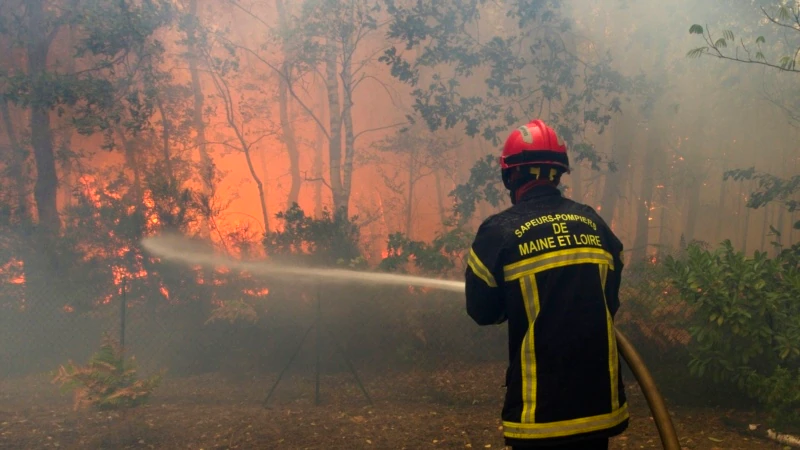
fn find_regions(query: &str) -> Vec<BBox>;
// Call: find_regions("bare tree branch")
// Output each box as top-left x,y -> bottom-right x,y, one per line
354,121 -> 408,143
303,172 -> 332,191
217,36 -> 332,141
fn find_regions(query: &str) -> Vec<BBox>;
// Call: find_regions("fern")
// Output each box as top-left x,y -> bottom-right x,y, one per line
52,333 -> 163,411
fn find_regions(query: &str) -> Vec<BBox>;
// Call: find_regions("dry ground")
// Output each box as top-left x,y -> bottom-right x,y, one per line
0,362 -> 785,449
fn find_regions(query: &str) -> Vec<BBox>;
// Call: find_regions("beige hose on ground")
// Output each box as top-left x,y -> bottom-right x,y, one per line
615,328 -> 681,450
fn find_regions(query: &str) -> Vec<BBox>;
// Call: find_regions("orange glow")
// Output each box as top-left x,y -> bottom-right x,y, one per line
63,305 -> 75,313
244,288 -> 269,296
0,258 -> 25,284
78,175 -> 102,208
143,190 -> 156,208
159,285 -> 170,300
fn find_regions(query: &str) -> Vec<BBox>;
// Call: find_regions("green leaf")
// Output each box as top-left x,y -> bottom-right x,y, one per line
686,47 -> 708,58
714,38 -> 727,49
756,36 -> 766,44
778,5 -> 791,21
689,24 -> 704,34
723,30 -> 734,42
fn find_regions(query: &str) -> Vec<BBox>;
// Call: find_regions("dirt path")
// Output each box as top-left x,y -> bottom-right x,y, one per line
0,363 -> 784,449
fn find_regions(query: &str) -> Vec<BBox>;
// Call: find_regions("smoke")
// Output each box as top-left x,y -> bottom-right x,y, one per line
141,234 -> 465,293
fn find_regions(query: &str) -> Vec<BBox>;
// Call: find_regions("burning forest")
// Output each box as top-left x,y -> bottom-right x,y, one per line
1,0 -> 799,448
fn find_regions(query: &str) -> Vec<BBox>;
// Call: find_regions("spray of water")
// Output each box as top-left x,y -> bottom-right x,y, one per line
140,234 -> 465,293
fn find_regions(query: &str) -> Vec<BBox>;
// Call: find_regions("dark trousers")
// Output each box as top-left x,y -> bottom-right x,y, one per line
511,437 -> 609,450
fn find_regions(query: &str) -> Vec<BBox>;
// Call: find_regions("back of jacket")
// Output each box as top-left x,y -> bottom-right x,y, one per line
465,185 -> 628,447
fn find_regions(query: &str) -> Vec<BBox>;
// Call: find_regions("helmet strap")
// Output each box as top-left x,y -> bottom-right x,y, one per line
506,166 -> 562,205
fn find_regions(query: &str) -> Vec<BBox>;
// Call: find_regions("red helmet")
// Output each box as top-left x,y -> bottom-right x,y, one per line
500,120 -> 570,185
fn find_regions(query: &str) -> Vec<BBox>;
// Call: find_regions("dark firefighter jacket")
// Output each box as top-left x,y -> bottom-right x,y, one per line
465,184 -> 628,447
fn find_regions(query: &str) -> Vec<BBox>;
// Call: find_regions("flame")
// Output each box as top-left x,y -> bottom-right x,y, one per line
244,287 -> 269,296
159,285 -> 170,300
78,175 -> 103,208
0,258 -> 25,284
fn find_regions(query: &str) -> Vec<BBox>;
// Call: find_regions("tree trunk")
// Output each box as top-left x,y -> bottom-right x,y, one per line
774,203 -> 783,256
657,195 -> 669,259
631,133 -> 659,264
735,182 -> 744,246
599,116 -> 635,226
278,70 -> 301,208
405,149 -> 416,238
340,46 -> 356,216
569,162 -> 583,201
741,196 -> 750,255
156,96 -> 174,180
241,138 -> 269,233
313,72 -> 326,217
116,128 -> 143,204
434,169 -> 448,228
0,96 -> 30,223
314,115 -> 325,217
683,174 -> 701,244
275,0 -> 302,209
325,44 -> 345,216
186,0 -> 212,193
56,126 -> 74,212
27,0 -> 59,236
715,173 -> 727,242
759,204 -> 769,252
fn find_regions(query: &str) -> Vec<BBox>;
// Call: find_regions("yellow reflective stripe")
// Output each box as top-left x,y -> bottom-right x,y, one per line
520,275 -> 540,423
599,264 -> 619,410
468,248 -> 497,287
503,403 -> 629,439
504,247 -> 614,281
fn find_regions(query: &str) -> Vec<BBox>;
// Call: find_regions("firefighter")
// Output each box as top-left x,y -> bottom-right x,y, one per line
465,119 -> 628,450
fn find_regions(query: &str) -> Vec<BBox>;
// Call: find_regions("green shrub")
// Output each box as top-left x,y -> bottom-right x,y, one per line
665,240 -> 800,429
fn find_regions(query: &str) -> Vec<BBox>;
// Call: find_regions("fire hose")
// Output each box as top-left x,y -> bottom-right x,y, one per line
615,328 -> 681,450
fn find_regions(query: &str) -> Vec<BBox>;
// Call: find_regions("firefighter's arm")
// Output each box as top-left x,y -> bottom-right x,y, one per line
465,220 -> 506,325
